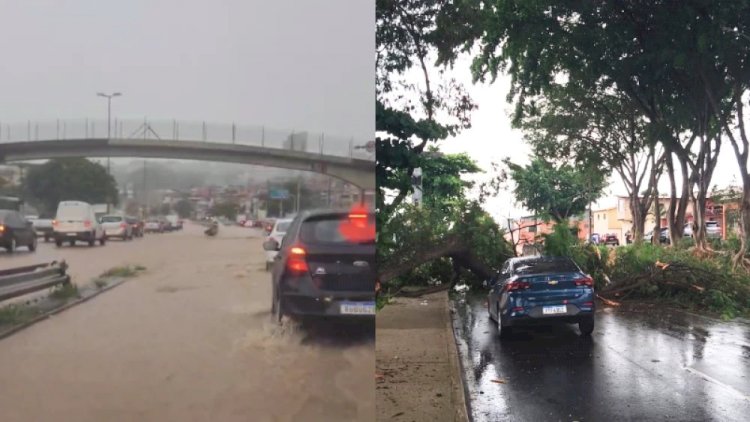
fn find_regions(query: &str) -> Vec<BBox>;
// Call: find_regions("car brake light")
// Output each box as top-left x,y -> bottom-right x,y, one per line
120,222 -> 127,229
349,213 -> 367,219
286,246 -> 308,273
575,276 -> 594,287
507,280 -> 530,291
52,220 -> 58,226
0,224 -> 4,232
84,220 -> 92,228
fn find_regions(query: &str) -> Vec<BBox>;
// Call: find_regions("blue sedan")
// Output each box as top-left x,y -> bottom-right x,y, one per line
487,256 -> 595,338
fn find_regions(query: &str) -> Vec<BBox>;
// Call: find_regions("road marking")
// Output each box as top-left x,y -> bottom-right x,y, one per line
684,366 -> 750,401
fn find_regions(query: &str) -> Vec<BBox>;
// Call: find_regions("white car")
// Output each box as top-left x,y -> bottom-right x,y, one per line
683,221 -> 722,238
100,215 -> 133,240
53,201 -> 107,247
265,218 -> 293,271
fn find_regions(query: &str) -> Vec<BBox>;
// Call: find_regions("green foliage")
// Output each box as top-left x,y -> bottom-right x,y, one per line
211,201 -> 239,220
49,283 -> 80,301
602,244 -> 750,318
25,158 -> 118,214
542,221 -> 577,257
174,199 -> 194,219
505,158 -> 605,222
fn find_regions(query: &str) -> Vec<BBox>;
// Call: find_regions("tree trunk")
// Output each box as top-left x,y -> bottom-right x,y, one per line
692,192 -> 709,251
651,152 -> 661,246
735,177 -> 750,268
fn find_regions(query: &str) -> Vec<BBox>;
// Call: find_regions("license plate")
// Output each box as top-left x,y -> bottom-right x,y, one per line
542,305 -> 567,315
66,233 -> 77,237
340,301 -> 375,315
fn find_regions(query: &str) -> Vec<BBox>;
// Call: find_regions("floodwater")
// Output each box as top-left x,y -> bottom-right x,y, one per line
453,292 -> 750,422
0,223 -> 374,421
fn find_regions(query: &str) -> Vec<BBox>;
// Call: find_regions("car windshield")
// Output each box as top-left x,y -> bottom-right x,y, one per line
276,221 -> 291,232
513,258 -> 580,275
101,216 -> 122,223
300,214 -> 375,244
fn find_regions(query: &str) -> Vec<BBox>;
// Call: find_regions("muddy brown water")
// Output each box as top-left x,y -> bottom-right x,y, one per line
0,223 -> 374,422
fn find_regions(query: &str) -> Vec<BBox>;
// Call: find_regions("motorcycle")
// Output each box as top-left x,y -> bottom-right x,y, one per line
204,221 -> 219,237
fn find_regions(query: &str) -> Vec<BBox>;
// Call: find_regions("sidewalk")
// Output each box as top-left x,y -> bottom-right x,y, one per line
376,291 -> 468,421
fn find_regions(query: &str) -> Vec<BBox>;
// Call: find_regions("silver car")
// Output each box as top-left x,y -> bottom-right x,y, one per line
100,215 -> 133,240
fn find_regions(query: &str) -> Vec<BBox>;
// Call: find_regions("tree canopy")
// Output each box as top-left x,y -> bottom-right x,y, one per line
25,158 -> 118,214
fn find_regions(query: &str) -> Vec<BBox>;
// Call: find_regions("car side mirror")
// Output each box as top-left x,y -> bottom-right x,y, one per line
262,239 -> 280,251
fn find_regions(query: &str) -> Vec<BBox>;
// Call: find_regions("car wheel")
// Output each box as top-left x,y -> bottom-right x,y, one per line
29,236 -> 37,252
6,237 -> 16,253
44,235 -> 50,243
271,286 -> 284,325
100,235 -> 107,246
69,239 -> 75,246
579,316 -> 595,336
89,237 -> 95,247
488,299 -> 495,322
497,304 -> 512,339
55,239 -> 63,247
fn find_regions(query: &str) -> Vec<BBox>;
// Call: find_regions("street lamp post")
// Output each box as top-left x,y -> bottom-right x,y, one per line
97,92 -> 121,213
97,92 -> 122,174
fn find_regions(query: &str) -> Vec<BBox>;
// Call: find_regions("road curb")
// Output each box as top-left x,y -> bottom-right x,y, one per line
0,277 -> 128,341
447,298 -> 471,422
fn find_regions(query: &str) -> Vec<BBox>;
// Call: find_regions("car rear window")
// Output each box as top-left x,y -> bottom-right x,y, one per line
101,216 -> 122,223
513,258 -> 580,275
299,214 -> 375,244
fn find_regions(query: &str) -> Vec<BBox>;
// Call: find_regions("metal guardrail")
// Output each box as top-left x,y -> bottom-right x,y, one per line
0,119 -> 375,161
0,261 -> 70,302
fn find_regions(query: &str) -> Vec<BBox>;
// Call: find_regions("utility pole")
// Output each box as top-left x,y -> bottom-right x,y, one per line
296,176 -> 301,213
97,91 -> 122,213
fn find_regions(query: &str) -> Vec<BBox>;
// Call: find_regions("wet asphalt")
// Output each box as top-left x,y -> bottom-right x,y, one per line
452,293 -> 750,422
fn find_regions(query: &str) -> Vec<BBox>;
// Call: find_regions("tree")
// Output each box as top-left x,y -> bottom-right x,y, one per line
211,201 -> 239,220
25,158 -> 118,214
174,199 -> 194,219
521,84 -> 665,242
432,0 -> 735,255
505,158 -> 606,223
376,0 -> 475,227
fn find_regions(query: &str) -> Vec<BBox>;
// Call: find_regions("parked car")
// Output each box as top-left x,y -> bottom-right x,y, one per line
144,218 -> 164,233
603,233 -> 619,246
487,256 -> 595,338
125,216 -> 144,237
264,218 -> 293,271
29,213 -> 55,242
683,221 -> 722,239
644,227 -> 670,244
100,215 -> 133,240
0,209 -> 37,253
264,210 -> 376,322
53,201 -> 107,247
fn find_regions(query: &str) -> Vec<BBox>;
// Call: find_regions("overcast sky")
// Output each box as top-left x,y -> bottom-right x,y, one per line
433,54 -> 743,221
0,0 -> 373,142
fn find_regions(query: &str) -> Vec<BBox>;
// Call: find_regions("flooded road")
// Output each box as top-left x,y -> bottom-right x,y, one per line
0,223 -> 374,422
453,293 -> 750,422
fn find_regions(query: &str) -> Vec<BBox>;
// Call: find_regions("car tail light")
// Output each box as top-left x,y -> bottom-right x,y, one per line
512,306 -> 524,312
120,223 -> 127,229
507,280 -> 530,291
286,246 -> 309,273
0,224 -> 4,233
52,220 -> 58,226
575,276 -> 594,287
583,302 -> 594,306
84,220 -> 92,228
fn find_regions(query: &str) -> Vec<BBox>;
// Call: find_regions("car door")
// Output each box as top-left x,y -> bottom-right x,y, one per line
490,260 -> 511,318
9,212 -> 30,244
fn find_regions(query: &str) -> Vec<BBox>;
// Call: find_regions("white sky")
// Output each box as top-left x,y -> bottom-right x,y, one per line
432,54 -> 743,221
0,0 -> 374,142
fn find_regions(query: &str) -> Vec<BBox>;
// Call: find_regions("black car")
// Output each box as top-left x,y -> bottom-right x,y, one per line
264,209 -> 376,323
603,234 -> 619,246
0,209 -> 37,253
